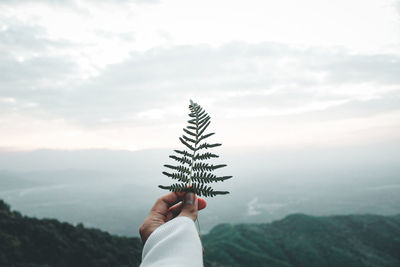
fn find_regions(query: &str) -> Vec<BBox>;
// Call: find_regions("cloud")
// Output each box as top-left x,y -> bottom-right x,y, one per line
1,0 -> 399,150
1,0 -> 159,6
1,41 -> 400,127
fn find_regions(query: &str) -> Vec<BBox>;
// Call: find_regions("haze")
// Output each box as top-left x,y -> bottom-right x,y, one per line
0,0 -> 400,235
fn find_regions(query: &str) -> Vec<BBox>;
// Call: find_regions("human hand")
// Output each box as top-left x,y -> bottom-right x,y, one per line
139,192 -> 207,244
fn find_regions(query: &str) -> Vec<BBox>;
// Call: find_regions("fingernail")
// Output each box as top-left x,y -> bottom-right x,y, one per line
185,193 -> 194,205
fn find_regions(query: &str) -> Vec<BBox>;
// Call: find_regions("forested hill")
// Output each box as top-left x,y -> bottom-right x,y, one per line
203,213 -> 400,267
0,199 -> 142,267
1,199 -> 400,267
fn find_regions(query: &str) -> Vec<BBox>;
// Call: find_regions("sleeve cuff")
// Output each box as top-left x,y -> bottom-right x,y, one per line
141,216 -> 203,267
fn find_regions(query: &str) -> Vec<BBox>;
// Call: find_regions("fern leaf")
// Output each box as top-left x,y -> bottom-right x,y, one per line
216,176 -> 233,181
160,100 -> 232,197
198,121 -> 211,136
187,118 -> 197,125
183,128 -> 196,136
191,173 -> 233,183
190,183 -> 229,197
158,183 -> 189,192
192,162 -> 227,172
164,164 -> 191,175
182,134 -> 196,144
179,137 -> 195,151
161,172 -> 189,183
174,150 -> 192,158
198,117 -> 210,131
169,155 -> 192,165
196,132 -> 215,145
197,142 -> 222,151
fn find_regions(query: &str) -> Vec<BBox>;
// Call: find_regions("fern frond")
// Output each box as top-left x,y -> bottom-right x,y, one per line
160,100 -> 232,197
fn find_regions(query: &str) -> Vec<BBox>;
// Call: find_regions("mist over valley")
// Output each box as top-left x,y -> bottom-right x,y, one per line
1,143 -> 399,236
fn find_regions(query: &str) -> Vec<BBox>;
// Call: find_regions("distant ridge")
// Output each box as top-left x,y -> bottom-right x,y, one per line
203,213 -> 400,267
1,199 -> 400,267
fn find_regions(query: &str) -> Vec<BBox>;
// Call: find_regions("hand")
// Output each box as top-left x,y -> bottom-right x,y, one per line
139,192 -> 206,244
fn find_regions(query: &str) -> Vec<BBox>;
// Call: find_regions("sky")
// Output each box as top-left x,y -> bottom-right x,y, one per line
1,0 -> 400,151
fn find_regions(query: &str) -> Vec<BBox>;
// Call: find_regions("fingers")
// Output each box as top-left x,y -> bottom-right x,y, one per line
198,197 -> 207,210
153,192 -> 207,221
178,192 -> 198,221
168,196 -> 206,213
151,192 -> 179,216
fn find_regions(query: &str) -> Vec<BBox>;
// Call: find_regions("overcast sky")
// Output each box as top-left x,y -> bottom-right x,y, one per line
1,0 -> 400,151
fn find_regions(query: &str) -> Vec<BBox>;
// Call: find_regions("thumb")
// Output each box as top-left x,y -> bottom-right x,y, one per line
178,192 -> 198,221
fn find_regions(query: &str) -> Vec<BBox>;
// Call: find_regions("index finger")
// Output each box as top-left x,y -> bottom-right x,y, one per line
151,192 -> 180,215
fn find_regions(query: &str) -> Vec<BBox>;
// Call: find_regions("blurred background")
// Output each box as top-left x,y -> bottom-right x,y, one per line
1,0 -> 400,236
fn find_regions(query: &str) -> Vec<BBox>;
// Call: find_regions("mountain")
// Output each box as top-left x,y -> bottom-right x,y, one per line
203,214 -> 400,267
2,198 -> 400,267
0,199 -> 142,267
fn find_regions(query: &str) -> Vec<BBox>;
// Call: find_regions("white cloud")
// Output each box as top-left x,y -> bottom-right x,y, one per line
0,97 -> 16,103
247,197 -> 261,216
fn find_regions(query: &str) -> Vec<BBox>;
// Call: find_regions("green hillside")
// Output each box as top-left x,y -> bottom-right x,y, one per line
203,213 -> 400,267
2,198 -> 400,267
0,200 -> 142,267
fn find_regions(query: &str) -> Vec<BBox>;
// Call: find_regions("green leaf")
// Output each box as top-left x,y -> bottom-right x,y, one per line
197,142 -> 222,151
198,116 -> 210,130
190,182 -> 230,197
164,164 -> 191,174
159,100 -> 232,198
182,134 -> 196,144
162,172 -> 189,183
193,152 -> 219,161
192,162 -> 227,172
169,155 -> 192,165
197,110 -> 206,118
179,137 -> 195,151
174,150 -> 192,158
187,118 -> 196,125
196,132 -> 215,145
159,183 -> 189,192
183,128 -> 196,136
198,121 -> 211,136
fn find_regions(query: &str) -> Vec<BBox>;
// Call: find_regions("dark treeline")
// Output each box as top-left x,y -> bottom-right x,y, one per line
0,200 -> 142,267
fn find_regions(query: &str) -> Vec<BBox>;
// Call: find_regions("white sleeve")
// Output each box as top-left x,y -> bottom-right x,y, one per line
140,216 -> 204,267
